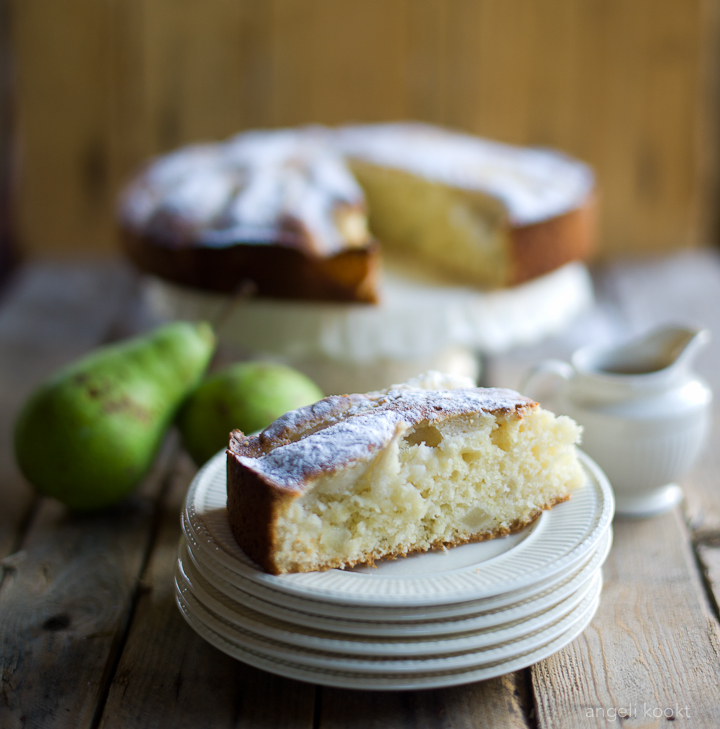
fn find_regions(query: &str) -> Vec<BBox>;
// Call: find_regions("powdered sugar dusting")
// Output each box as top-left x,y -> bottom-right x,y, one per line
260,393 -> 370,446
120,123 -> 594,251
241,410 -> 407,490
334,122 -> 594,226
236,376 -> 534,491
119,128 -> 366,255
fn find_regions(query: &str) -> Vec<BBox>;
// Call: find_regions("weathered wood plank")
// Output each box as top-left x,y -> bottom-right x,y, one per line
14,0 -> 117,255
98,454 -> 316,729
319,672 -> 532,729
0,260 -> 186,728
532,510 -> 720,728
0,435 -> 176,729
595,250 -> 720,719
0,0 -> 14,280
406,0 -> 447,125
106,0 -> 153,204
0,262 -> 136,564
696,538 -> 720,614
310,0 -> 409,125
273,0 -> 317,127
446,1 -> 535,142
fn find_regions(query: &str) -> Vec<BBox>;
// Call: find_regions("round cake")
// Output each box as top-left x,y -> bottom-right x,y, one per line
119,123 -> 596,302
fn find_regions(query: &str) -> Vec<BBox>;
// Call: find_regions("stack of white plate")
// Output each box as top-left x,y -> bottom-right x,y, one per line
176,450 -> 614,690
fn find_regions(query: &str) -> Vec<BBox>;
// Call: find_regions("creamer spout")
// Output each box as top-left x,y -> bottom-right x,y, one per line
588,325 -> 710,377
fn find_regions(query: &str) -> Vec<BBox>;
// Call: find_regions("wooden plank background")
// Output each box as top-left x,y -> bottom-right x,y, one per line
0,0 -> 14,279
11,0 -> 720,259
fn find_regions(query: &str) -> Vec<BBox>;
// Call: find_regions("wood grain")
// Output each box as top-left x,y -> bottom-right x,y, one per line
106,0 -> 152,204
405,0 -> 446,125
532,511 -> 720,728
98,454 -> 316,729
272,0 -> 317,126
0,436 -> 176,729
311,0 -> 409,125
599,250 -> 720,709
0,0 -> 13,278
13,0 -> 116,255
318,672 -> 532,729
696,539 -> 720,616
0,262 -> 135,565
12,0 -> 720,258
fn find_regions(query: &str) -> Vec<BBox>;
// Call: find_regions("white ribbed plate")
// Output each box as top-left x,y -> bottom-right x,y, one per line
175,576 -> 601,689
180,526 -> 611,632
184,449 -> 613,608
184,514 -> 589,621
176,554 -> 602,657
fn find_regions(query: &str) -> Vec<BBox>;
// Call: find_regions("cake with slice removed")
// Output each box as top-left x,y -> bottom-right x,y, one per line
119,124 -> 595,302
226,372 -> 584,575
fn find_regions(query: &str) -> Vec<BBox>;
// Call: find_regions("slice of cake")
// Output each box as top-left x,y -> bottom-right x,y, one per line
119,129 -> 379,303
332,122 -> 596,288
226,372 -> 584,575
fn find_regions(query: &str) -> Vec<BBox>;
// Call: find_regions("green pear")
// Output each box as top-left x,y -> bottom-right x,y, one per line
14,321 -> 215,510
178,361 -> 323,466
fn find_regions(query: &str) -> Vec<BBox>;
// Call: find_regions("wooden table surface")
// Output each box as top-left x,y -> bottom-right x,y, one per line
2,250 -> 720,728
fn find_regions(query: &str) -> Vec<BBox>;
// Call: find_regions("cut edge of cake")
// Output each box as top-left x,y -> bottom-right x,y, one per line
337,122 -> 597,288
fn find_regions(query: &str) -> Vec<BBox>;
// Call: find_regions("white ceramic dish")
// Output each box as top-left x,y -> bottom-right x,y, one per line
175,578 -> 601,689
182,516 -> 611,622
177,574 -> 600,674
148,261 -> 593,362
176,558 -> 601,658
183,449 -> 613,609
522,326 -> 712,518
179,526 -> 612,637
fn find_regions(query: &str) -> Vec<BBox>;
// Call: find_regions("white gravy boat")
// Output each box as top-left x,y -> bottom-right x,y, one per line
522,326 -> 712,517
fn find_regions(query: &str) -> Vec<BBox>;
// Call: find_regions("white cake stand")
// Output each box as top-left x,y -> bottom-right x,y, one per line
144,262 -> 593,394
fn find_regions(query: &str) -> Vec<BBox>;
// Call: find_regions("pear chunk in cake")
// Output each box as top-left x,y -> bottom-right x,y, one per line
226,374 -> 584,575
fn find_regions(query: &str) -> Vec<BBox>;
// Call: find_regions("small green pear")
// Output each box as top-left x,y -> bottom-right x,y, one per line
14,321 -> 216,510
178,361 -> 323,466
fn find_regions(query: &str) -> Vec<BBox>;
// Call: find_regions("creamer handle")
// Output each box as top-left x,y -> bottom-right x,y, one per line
520,359 -> 574,403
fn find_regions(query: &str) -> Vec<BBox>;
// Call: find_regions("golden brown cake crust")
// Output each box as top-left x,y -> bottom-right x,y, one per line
227,436 -> 294,575
509,193 -> 597,285
122,230 -> 380,303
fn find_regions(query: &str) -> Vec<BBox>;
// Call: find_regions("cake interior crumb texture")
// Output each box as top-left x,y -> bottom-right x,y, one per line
227,381 -> 584,575
349,160 -> 511,288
